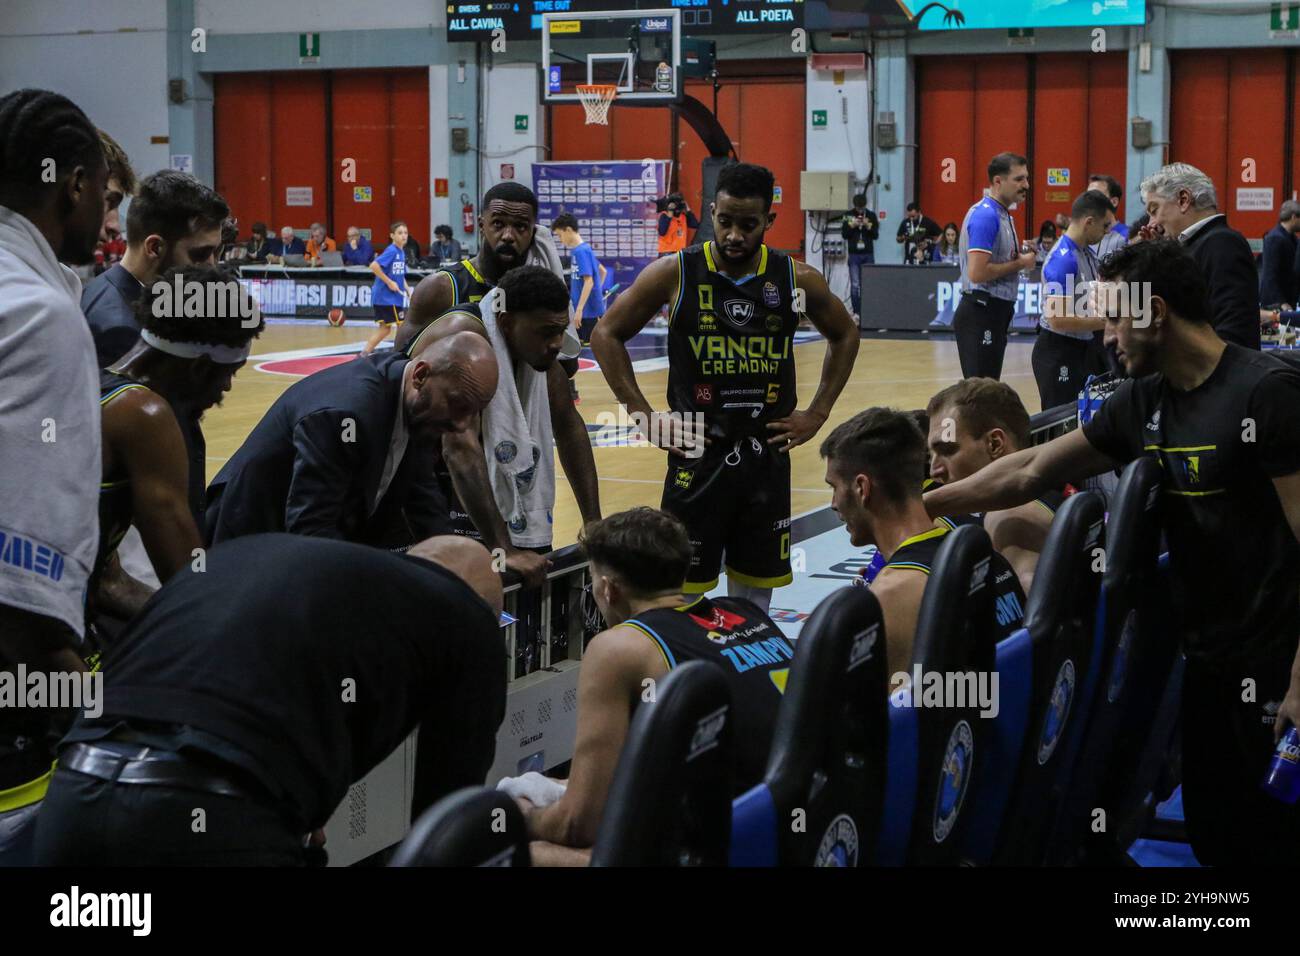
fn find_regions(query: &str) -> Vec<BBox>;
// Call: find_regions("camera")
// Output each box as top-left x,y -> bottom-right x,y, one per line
656,192 -> 685,215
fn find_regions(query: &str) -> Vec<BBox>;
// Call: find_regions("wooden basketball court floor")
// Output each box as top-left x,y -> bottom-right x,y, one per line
204,324 -> 1042,547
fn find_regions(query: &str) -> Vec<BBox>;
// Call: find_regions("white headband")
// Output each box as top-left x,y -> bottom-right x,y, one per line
140,329 -> 252,365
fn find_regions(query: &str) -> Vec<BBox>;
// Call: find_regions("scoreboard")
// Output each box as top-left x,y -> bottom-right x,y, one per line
446,0 -> 804,41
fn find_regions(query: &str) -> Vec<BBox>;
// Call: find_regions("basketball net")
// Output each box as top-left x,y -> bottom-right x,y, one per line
576,84 -> 618,125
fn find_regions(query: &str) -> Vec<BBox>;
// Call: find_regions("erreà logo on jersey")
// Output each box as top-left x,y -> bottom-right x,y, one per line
689,605 -> 747,632
724,299 -> 755,325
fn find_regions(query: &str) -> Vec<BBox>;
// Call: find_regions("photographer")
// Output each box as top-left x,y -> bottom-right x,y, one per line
896,201 -> 940,266
657,192 -> 699,256
841,195 -> 879,320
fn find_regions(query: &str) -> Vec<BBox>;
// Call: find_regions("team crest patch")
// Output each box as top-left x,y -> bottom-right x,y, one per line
762,281 -> 780,308
1037,659 -> 1076,765
695,383 -> 713,404
724,299 -> 755,325
815,814 -> 859,867
494,440 -> 517,464
765,313 -> 782,333
934,720 -> 973,843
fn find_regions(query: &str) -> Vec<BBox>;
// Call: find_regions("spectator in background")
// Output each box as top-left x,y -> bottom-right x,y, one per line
1138,162 -> 1261,349
305,222 -> 336,266
341,226 -> 374,266
657,192 -> 698,256
245,222 -> 272,262
897,201 -> 940,265
81,169 -> 228,367
841,193 -> 879,320
933,222 -> 960,265
1260,199 -> 1300,310
267,225 -> 305,262
404,232 -> 423,269
553,213 -> 608,344
430,224 -> 463,264
1055,213 -> 1070,234
1033,219 -> 1057,265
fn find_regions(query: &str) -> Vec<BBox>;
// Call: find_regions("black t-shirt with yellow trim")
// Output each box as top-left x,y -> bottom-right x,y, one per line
622,594 -> 787,794
1082,344 -> 1300,664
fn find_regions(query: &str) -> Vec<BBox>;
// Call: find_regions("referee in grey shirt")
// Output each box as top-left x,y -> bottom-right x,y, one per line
955,152 -> 1037,379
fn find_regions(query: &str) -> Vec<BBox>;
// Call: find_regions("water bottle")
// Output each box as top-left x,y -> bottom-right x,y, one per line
853,549 -> 886,587
1261,726 -> 1300,805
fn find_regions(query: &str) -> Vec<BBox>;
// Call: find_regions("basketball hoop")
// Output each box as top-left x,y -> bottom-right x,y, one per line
576,84 -> 618,125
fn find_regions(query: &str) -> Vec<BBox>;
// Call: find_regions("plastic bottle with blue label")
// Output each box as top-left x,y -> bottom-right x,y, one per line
852,549 -> 886,587
1261,726 -> 1300,805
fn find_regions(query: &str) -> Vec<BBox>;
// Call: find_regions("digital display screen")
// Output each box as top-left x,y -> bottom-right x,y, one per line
900,0 -> 1145,31
446,0 -> 804,41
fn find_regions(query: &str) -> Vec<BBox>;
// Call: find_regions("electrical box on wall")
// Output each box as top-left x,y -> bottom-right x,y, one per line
451,127 -> 470,153
801,170 -> 854,211
1130,117 -> 1153,150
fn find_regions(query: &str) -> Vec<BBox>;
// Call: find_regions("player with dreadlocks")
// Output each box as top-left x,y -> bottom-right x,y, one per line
93,265 -> 265,624
0,88 -> 109,864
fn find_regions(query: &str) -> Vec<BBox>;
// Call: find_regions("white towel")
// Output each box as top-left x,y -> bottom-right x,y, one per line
497,771 -> 567,808
479,285 -> 556,549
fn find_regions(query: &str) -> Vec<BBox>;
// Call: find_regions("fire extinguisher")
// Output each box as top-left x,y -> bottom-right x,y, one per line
462,200 -> 475,234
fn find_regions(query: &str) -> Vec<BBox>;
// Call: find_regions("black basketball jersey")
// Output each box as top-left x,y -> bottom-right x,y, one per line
96,372 -> 147,576
623,595 -> 788,793
929,479 -> 1066,532
438,258 -> 493,306
881,525 -> 1027,642
667,242 -> 801,441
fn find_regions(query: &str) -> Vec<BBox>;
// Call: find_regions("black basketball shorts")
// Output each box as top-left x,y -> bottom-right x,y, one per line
660,436 -> 793,593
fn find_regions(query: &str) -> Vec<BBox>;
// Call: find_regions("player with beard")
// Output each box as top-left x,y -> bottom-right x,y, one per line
396,182 -> 541,350
592,162 -> 859,613
81,170 -> 228,367
925,239 -> 1300,865
93,266 -> 265,623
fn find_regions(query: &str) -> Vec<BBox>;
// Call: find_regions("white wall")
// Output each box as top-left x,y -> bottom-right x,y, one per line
194,0 -> 439,33
0,0 -> 171,178
479,62 -> 543,194
430,65 -> 451,236
804,60 -> 872,302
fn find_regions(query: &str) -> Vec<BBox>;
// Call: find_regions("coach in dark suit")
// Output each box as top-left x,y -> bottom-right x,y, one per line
205,332 -> 498,547
1139,163 -> 1260,349
1260,200 -> 1300,308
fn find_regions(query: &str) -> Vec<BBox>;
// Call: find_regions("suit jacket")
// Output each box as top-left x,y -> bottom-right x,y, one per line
268,237 -> 307,257
81,263 -> 145,367
1259,224 -> 1299,308
204,352 -> 449,547
1182,216 -> 1261,349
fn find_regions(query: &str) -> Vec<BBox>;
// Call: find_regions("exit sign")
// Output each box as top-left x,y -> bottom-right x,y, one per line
514,114 -> 529,133
811,109 -> 827,129
1271,3 -> 1300,35
299,33 -> 320,63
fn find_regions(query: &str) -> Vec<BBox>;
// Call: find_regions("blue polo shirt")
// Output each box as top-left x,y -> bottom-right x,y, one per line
341,237 -> 374,266
1039,233 -> 1098,341
569,241 -> 605,319
959,196 -> 1021,302
372,243 -> 407,307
